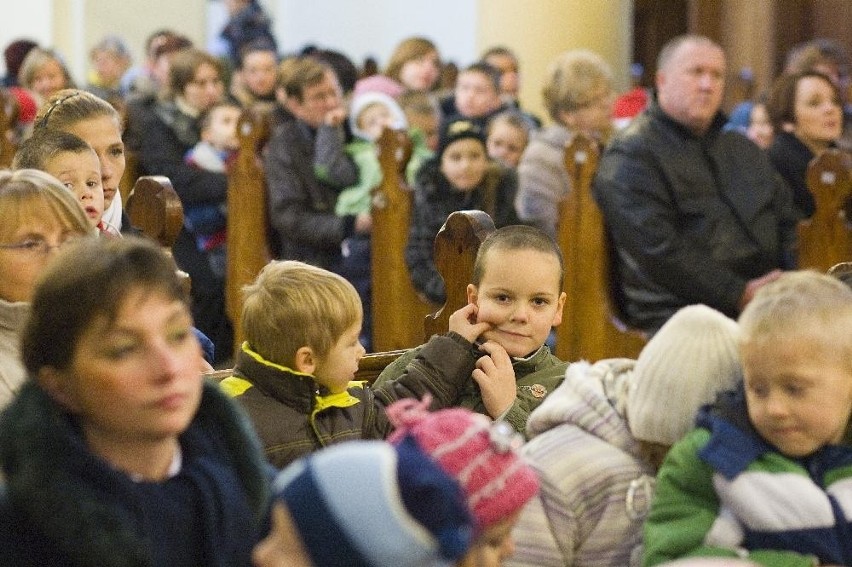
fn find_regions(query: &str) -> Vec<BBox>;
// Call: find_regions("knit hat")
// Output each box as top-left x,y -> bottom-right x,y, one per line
387,397 -> 539,532
437,118 -> 486,159
272,439 -> 473,567
348,91 -> 408,141
353,74 -> 405,99
626,304 -> 742,445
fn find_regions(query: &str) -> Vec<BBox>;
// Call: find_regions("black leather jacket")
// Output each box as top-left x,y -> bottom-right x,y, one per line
593,100 -> 798,333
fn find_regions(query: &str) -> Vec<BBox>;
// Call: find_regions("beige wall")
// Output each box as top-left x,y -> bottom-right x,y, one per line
52,0 -> 208,83
477,0 -> 633,124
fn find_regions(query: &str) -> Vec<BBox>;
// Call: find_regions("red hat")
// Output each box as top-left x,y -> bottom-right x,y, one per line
387,397 -> 539,532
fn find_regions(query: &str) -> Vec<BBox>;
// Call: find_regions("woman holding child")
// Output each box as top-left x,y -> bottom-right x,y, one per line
127,47 -> 233,363
0,237 -> 270,566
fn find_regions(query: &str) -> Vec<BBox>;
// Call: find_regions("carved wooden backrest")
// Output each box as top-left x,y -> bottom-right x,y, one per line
556,132 -> 646,362
798,149 -> 852,272
370,126 -> 434,350
424,210 -> 495,338
125,175 -> 190,295
0,89 -> 20,169
226,107 -> 273,352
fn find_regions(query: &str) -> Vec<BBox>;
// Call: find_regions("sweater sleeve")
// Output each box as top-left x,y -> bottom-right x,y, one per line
372,333 -> 477,411
313,124 -> 358,188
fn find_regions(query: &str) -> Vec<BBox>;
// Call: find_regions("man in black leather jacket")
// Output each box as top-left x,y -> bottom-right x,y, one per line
593,35 -> 798,334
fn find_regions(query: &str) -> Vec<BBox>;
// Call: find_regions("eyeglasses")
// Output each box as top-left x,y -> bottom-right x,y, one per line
0,237 -> 79,255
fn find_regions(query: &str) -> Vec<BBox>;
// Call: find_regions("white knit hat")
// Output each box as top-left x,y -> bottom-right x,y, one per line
348,91 -> 407,141
626,304 -> 742,445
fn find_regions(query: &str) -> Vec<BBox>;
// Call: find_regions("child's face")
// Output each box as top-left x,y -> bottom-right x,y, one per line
746,103 -> 773,150
455,71 -> 502,119
44,150 -> 104,229
457,511 -> 521,567
440,138 -> 488,192
31,59 -> 67,99
467,247 -> 565,358
203,106 -> 242,151
742,335 -> 852,458
486,121 -> 527,169
313,319 -> 365,394
357,102 -> 394,141
406,111 -> 439,151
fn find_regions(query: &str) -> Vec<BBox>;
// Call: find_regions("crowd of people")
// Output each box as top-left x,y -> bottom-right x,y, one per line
1,8 -> 852,565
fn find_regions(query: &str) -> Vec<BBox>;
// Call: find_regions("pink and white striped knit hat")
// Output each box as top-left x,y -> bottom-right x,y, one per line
386,397 -> 539,532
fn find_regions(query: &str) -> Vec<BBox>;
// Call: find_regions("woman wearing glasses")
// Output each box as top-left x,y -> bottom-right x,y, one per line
0,168 -> 91,410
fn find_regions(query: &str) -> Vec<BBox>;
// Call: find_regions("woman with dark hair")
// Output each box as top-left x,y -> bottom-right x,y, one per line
0,237 -> 271,566
128,47 -> 233,363
766,71 -> 844,219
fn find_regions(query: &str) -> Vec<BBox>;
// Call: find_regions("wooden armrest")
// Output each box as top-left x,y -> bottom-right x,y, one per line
798,149 -> 852,271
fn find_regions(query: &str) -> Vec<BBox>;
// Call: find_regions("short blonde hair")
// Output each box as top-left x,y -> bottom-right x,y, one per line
739,270 -> 852,366
241,260 -> 362,366
542,49 -> 613,122
0,169 -> 90,243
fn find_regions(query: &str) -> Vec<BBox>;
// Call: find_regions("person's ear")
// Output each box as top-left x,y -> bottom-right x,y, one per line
293,346 -> 316,374
466,283 -> 479,305
38,367 -> 80,413
551,291 -> 567,327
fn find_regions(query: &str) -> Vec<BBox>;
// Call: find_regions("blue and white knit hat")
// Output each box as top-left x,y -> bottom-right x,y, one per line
272,439 -> 473,567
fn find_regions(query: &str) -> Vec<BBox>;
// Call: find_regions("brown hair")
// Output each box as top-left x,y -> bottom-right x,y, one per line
34,88 -> 120,132
280,57 -> 334,102
766,71 -> 841,131
22,237 -> 187,375
542,49 -> 613,122
472,225 -> 564,289
12,129 -> 94,171
167,48 -> 223,99
385,37 -> 439,86
241,260 -> 362,367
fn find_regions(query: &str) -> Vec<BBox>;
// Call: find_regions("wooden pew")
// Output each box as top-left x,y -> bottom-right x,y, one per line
371,126 -> 436,351
226,107 -> 274,354
797,148 -> 852,272
0,88 -> 20,169
555,133 -> 647,362
124,175 -> 191,295
225,115 -> 435,354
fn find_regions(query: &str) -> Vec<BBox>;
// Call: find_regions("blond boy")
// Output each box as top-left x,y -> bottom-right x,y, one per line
219,260 -> 472,468
644,270 -> 852,566
377,224 -> 567,434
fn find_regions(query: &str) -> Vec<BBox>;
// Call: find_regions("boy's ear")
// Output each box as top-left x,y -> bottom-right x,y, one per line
38,367 -> 80,413
466,283 -> 479,305
551,291 -> 567,327
293,346 -> 316,374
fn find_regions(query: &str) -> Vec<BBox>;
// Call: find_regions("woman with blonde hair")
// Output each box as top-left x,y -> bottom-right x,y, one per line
0,168 -> 90,410
515,49 -> 614,238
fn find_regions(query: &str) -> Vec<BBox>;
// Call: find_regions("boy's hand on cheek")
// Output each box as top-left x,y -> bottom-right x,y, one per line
449,303 -> 492,344
472,341 -> 517,419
